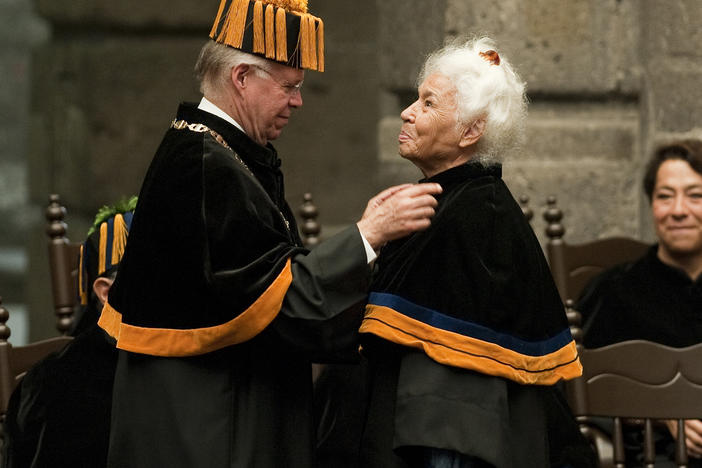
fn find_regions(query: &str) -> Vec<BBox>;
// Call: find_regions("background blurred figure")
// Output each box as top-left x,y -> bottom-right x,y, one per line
358,37 -> 593,468
579,140 -> 702,465
3,197 -> 136,468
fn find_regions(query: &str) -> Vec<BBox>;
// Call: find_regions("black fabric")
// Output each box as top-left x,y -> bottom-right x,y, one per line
578,246 -> 702,467
3,324 -> 117,468
105,102 -> 371,468
368,162 -> 568,343
109,102 -> 304,331
579,245 -> 702,349
359,162 -> 594,468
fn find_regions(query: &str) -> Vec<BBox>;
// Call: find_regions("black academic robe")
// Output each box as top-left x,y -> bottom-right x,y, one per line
3,322 -> 116,468
99,103 -> 370,468
359,162 -> 593,468
579,245 -> 702,349
578,246 -> 702,466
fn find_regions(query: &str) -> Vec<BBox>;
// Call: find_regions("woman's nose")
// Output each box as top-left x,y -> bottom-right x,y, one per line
400,102 -> 416,122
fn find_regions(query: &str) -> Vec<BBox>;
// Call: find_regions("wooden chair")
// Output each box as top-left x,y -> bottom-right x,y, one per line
0,297 -> 72,461
45,194 -> 82,335
543,196 -> 649,304
541,196 -> 702,467
567,306 -> 702,468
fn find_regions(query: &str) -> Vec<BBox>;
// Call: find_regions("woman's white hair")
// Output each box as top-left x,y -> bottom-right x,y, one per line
418,36 -> 528,163
194,41 -> 272,99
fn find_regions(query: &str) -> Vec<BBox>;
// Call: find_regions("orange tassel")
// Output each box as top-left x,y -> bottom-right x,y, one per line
79,244 -> 87,305
316,17 -> 324,72
98,222 -> 108,275
265,4 -> 276,59
111,214 -> 128,266
275,7 -> 288,62
299,13 -> 310,69
220,0 -> 249,48
209,0 -> 228,39
253,1 -> 264,53
307,15 -> 317,70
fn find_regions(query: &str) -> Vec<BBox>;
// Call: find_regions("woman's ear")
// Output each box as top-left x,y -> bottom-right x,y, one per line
92,276 -> 114,306
459,117 -> 486,148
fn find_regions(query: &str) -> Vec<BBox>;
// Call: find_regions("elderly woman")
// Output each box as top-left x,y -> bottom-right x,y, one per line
579,140 -> 702,464
358,37 -> 590,468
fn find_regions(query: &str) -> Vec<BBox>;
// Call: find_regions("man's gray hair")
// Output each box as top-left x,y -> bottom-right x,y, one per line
194,41 -> 272,99
419,36 -> 528,164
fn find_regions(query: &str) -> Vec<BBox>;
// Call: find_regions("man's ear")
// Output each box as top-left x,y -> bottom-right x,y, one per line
459,117 -> 486,148
92,276 -> 114,306
230,63 -> 251,91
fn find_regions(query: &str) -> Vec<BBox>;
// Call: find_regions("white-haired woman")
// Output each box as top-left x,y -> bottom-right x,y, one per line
358,37 -> 594,468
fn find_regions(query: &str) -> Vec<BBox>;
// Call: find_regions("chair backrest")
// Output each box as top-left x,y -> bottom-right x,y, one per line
542,196 -> 699,466
0,297 -> 72,459
45,194 -> 82,335
298,192 -> 321,247
542,195 -> 650,303
566,306 -> 701,467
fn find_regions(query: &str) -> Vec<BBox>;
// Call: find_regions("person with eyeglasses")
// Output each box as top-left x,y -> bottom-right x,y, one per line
96,1 -> 442,468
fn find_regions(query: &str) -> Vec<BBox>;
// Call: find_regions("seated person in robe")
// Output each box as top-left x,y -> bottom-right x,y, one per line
579,140 -> 702,465
357,36 -> 594,468
3,196 -> 136,468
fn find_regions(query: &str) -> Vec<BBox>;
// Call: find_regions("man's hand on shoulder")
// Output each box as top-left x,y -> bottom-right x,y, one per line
356,183 -> 442,251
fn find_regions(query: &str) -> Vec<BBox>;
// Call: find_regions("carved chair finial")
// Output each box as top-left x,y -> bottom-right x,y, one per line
544,196 -> 565,241
518,195 -> 533,222
299,193 -> 321,247
0,297 -> 11,343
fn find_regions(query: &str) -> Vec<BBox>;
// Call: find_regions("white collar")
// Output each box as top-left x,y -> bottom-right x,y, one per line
197,97 -> 246,134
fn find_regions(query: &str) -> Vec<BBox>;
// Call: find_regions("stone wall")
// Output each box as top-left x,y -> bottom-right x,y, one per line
3,0 -> 702,339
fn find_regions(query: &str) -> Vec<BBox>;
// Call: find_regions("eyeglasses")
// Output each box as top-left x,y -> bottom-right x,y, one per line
250,65 -> 303,97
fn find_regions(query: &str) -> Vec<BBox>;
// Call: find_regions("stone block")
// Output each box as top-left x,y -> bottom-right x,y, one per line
641,0 -> 702,58
647,63 -> 702,133
35,0 -> 214,29
376,0 -> 447,90
378,116 -> 402,163
445,0 -> 640,95
503,160 -> 650,247
29,37 -> 203,216
523,101 -> 639,162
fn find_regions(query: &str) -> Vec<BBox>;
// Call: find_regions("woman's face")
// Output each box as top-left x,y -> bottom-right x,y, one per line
652,159 -> 702,261
398,73 -> 467,177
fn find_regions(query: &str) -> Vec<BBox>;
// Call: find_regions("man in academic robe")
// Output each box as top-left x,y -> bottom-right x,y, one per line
97,1 -> 442,467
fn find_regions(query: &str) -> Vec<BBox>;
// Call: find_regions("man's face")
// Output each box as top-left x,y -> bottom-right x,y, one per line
398,73 -> 465,175
652,158 -> 702,260
243,62 -> 304,145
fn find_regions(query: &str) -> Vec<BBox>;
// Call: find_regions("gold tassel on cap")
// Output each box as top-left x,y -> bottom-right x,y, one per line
111,214 -> 128,266
299,13 -> 310,69
275,7 -> 288,62
209,0 -> 228,39
219,0 -> 250,49
265,4 -> 276,59
253,1 -> 265,54
307,15 -> 317,70
79,244 -> 87,305
98,221 -> 108,276
316,18 -> 324,72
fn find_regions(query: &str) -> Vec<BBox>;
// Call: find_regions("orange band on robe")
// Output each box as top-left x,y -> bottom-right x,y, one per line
98,258 -> 293,357
360,305 -> 582,385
